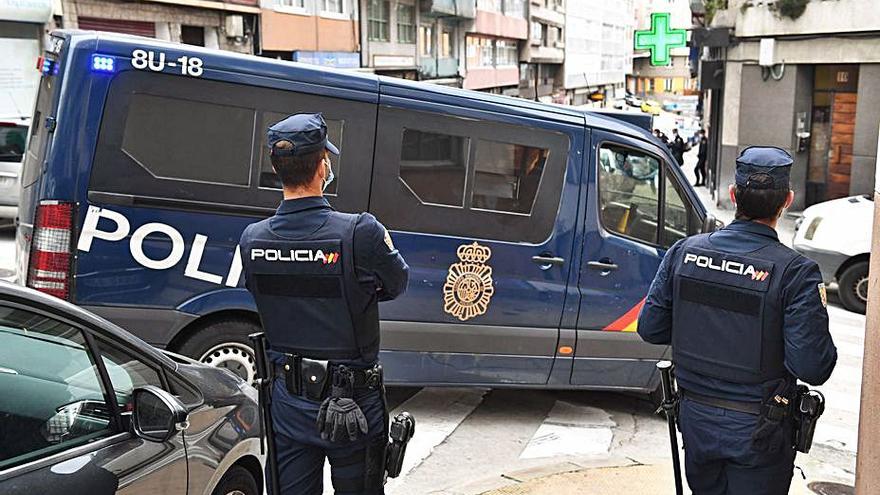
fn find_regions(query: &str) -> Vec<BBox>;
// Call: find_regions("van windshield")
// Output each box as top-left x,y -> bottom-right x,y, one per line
20,74 -> 57,187
0,124 -> 27,163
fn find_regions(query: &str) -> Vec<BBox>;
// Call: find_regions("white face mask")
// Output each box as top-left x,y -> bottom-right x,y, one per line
322,158 -> 335,192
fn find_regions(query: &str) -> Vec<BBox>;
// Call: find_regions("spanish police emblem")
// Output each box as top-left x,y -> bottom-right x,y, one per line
443,242 -> 494,321
818,283 -> 828,308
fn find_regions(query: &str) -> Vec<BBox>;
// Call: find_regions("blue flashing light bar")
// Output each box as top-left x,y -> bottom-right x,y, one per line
91,54 -> 115,73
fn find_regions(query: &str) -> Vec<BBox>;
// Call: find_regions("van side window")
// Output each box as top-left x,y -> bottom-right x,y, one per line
90,71 -> 376,214
663,174 -> 691,247
597,144 -> 661,245
400,129 -> 469,207
122,93 -> 254,187
371,107 -> 570,244
473,140 -> 548,215
259,112 -> 345,196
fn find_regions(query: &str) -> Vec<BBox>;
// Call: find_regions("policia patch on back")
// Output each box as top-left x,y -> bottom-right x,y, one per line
818,283 -> 828,308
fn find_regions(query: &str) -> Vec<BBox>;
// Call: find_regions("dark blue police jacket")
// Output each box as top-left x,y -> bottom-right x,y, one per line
638,220 -> 837,402
240,196 -> 409,367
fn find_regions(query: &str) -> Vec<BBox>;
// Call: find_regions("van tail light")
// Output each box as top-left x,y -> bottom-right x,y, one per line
27,201 -> 75,300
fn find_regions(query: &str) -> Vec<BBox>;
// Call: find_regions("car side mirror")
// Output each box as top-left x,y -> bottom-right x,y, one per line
702,214 -> 722,233
132,385 -> 189,443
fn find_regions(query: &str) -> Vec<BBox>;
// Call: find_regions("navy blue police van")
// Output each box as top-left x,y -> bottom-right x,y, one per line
16,31 -> 716,394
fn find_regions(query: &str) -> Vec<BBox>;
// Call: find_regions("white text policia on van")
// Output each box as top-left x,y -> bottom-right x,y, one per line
683,252 -> 771,282
77,206 -> 243,287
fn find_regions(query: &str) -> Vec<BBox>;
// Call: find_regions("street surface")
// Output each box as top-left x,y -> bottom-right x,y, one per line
0,118 -> 865,494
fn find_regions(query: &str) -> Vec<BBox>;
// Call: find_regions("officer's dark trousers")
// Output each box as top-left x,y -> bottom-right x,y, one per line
679,398 -> 796,495
269,379 -> 387,495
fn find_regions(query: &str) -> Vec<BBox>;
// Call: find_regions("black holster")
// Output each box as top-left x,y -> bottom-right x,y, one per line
386,412 -> 416,478
792,385 -> 825,453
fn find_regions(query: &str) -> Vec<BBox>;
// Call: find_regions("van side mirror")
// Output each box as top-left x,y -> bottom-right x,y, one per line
132,386 -> 189,442
702,214 -> 722,233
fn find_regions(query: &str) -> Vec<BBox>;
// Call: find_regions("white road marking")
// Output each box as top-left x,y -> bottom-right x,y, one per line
322,387 -> 487,494
519,401 -> 616,459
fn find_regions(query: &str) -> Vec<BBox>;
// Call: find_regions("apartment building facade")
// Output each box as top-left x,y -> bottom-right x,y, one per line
563,0 -> 633,105
519,0 -> 565,102
260,0 -> 360,66
60,0 -> 259,54
703,0 -> 880,210
462,0 -> 528,93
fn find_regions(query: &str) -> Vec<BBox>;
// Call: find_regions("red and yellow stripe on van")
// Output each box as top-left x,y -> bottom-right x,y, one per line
602,298 -> 646,332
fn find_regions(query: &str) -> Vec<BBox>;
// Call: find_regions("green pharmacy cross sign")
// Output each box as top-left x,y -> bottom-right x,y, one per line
635,12 -> 688,67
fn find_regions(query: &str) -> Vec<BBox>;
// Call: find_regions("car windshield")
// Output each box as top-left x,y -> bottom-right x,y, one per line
0,124 -> 28,163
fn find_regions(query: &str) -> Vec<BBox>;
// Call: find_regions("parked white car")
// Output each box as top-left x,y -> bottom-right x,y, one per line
793,194 -> 872,314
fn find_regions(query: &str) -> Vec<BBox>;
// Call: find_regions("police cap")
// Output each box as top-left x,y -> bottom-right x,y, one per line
735,146 -> 793,190
267,113 -> 340,157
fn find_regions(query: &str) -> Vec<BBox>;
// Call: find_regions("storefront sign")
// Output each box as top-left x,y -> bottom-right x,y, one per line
0,0 -> 53,23
373,55 -> 415,68
634,12 -> 687,67
292,51 -> 360,69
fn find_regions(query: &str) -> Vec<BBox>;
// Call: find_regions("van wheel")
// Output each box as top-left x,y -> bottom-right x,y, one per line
838,261 -> 868,314
212,465 -> 259,495
177,319 -> 259,384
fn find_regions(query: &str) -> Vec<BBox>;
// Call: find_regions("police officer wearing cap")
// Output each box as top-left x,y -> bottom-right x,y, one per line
240,113 -> 409,494
638,147 -> 837,494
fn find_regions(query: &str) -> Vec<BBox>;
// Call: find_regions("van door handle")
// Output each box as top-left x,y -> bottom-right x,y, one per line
587,260 -> 619,272
532,255 -> 565,270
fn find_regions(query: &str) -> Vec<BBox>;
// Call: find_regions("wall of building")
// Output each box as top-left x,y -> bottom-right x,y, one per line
360,0 -> 418,69
472,8 -> 527,38
733,0 -> 880,37
563,0 -> 632,90
63,0 -> 256,53
261,9 -> 359,52
851,64 -> 880,196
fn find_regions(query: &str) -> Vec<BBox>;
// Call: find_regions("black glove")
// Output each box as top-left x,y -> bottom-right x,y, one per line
317,397 -> 369,442
316,367 -> 369,442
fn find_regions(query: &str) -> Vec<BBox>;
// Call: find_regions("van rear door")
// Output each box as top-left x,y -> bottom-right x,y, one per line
370,86 -> 584,385
572,129 -> 702,390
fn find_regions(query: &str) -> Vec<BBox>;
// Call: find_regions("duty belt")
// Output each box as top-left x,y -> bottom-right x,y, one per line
681,389 -> 763,415
273,358 -> 382,401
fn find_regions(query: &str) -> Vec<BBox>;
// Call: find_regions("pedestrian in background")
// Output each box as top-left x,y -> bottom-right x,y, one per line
637,147 -> 837,494
240,113 -> 409,494
695,129 -> 708,187
671,129 -> 686,166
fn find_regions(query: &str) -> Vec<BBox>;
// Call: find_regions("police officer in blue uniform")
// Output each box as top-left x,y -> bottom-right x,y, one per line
638,147 -> 837,494
240,113 -> 409,494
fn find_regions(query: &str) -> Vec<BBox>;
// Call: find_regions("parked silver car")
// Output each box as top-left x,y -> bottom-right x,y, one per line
0,281 -> 264,494
0,120 -> 27,227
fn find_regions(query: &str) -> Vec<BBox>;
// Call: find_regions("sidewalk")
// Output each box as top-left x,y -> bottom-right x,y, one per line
477,461 -> 823,495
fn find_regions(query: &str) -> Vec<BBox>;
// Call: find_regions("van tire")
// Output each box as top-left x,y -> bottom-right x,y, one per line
177,319 -> 260,384
212,465 -> 259,495
838,261 -> 868,314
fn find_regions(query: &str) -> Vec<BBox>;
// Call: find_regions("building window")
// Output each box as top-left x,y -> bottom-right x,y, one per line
276,0 -> 306,9
531,21 -> 543,43
477,0 -> 499,12
323,0 -> 344,13
502,0 -> 525,18
180,25 -> 205,46
368,0 -> 390,41
664,78 -> 673,92
419,25 -> 434,57
496,40 -> 518,66
397,4 -> 416,43
441,29 -> 454,58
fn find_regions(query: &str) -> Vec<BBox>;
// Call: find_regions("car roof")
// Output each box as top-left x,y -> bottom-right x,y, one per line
60,30 -> 655,142
0,281 -> 176,369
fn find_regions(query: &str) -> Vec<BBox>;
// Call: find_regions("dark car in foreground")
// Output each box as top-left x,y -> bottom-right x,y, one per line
0,282 -> 263,495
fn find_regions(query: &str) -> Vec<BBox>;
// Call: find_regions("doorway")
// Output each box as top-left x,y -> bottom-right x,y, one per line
806,65 -> 859,206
